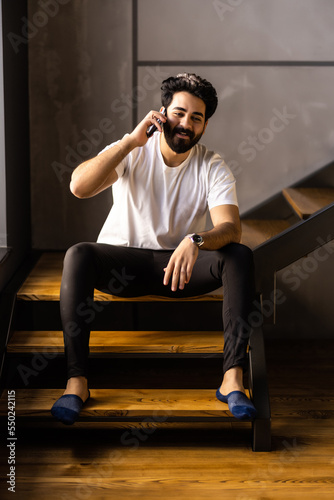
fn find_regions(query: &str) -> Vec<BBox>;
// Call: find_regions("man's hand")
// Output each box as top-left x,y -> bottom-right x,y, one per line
163,237 -> 199,292
129,109 -> 167,148
70,109 -> 167,199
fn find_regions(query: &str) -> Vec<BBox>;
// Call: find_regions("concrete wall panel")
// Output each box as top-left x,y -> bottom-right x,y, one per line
29,0 -> 132,249
138,65 -> 334,213
138,0 -> 334,62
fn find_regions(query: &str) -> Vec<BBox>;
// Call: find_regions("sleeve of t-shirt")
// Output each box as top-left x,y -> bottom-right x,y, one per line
207,156 -> 238,210
98,134 -> 130,179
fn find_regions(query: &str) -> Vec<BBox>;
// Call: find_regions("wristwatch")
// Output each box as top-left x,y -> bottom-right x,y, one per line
186,233 -> 204,247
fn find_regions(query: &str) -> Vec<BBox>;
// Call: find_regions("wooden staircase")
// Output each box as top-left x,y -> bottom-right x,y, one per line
0,252 -> 270,451
241,186 -> 334,249
240,166 -> 334,298
1,169 -> 334,452
282,187 -> 334,220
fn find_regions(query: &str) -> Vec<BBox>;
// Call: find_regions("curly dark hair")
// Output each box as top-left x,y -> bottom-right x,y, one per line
161,73 -> 218,121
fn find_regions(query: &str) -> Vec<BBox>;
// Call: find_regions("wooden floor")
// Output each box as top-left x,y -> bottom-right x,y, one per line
1,339 -> 334,499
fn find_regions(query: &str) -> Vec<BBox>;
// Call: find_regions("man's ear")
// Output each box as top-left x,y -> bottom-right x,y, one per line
202,120 -> 209,135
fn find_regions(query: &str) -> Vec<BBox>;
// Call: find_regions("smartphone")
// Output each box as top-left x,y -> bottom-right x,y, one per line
146,107 -> 166,137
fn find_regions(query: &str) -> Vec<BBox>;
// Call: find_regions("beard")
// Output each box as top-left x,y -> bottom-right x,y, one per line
163,120 -> 204,154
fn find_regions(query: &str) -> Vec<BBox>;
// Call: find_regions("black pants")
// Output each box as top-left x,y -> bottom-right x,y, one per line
60,242 -> 255,380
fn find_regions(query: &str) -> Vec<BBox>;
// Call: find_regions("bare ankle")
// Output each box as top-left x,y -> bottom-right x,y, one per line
64,376 -> 89,400
220,366 -> 245,394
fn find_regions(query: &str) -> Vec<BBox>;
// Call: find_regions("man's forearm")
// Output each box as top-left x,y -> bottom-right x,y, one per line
70,135 -> 135,199
70,108 -> 166,199
197,222 -> 241,250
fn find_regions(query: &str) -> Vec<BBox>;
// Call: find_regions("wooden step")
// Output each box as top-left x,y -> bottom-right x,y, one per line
7,330 -> 224,354
241,219 -> 290,248
0,388 -> 252,420
282,187 -> 334,219
17,253 -> 223,302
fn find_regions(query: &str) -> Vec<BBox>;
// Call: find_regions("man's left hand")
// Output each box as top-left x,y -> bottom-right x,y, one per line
163,238 -> 199,291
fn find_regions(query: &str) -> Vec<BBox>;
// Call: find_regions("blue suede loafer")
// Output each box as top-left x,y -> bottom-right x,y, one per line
216,388 -> 257,420
51,391 -> 90,425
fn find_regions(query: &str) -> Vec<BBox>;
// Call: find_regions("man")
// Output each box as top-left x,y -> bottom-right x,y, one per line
51,73 -> 257,425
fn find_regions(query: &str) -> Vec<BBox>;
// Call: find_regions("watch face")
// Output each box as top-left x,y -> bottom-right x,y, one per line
192,234 -> 203,245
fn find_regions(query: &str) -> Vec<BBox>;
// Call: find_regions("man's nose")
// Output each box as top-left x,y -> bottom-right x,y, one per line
180,114 -> 193,131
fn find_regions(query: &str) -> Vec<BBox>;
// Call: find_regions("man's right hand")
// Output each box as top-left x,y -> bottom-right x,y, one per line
129,109 -> 167,148
70,109 -> 167,199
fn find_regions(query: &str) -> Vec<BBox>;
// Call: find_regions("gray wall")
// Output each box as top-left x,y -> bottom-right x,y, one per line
29,0 -> 334,245
137,0 -> 334,214
29,0 -> 132,248
28,0 -> 334,337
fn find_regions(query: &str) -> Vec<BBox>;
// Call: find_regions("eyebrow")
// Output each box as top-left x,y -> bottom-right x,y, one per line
172,106 -> 204,118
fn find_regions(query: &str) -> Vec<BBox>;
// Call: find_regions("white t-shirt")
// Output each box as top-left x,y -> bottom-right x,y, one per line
97,132 -> 238,250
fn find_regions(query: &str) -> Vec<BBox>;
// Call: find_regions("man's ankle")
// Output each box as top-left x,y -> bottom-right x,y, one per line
220,366 -> 245,394
64,376 -> 89,399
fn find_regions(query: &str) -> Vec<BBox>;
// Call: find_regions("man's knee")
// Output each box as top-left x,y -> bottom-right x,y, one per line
217,243 -> 254,265
230,242 -> 253,263
63,242 -> 95,269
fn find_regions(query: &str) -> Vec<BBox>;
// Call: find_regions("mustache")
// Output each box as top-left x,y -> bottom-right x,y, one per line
173,127 -> 195,140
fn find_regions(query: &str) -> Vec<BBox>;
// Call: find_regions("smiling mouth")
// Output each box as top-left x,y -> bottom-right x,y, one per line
175,130 -> 192,139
